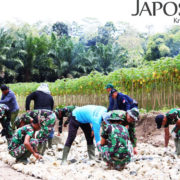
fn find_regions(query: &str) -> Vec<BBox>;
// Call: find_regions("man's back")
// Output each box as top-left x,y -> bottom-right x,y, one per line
116,92 -> 137,111
25,91 -> 54,111
72,105 -> 107,124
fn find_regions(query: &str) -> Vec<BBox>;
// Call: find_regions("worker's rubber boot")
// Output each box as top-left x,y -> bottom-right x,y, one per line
48,138 -> 53,149
174,139 -> 180,155
38,142 -> 47,155
87,145 -> 95,160
16,151 -> 31,165
61,146 -> 70,165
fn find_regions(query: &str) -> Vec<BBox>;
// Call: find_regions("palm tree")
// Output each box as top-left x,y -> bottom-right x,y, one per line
33,34 -> 56,81
0,28 -> 18,82
8,32 -> 37,82
48,33 -> 74,78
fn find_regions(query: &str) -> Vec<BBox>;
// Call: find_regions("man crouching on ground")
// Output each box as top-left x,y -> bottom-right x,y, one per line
8,118 -> 42,164
97,112 -> 133,170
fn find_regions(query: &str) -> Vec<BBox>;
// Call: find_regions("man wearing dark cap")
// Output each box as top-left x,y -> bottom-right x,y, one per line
105,83 -> 114,92
105,83 -> 115,112
0,85 -> 19,130
109,89 -> 138,112
155,108 -> 180,154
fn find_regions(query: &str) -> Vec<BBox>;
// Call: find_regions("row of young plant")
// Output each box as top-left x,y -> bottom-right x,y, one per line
7,56 -> 180,110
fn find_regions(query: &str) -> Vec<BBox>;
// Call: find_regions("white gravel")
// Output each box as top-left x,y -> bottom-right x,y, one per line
0,133 -> 179,180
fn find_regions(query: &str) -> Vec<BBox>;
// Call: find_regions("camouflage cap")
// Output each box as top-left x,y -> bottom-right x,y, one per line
108,112 -> 121,121
54,105 -> 76,120
127,108 -> 139,121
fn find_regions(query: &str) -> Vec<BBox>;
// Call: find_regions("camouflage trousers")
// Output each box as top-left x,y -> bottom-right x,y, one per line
0,118 -> 13,140
36,113 -> 56,143
174,138 -> 180,155
177,129 -> 180,139
97,140 -> 133,168
9,138 -> 38,158
174,130 -> 180,155
11,110 -> 19,130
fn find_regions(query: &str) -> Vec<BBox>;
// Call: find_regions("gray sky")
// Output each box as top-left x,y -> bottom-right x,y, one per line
0,0 -> 178,32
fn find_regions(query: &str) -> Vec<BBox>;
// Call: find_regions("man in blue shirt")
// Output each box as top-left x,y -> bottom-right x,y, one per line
0,85 -> 19,130
61,105 -> 107,164
108,89 -> 138,111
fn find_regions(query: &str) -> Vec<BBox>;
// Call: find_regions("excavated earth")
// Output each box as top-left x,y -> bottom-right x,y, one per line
0,112 -> 180,180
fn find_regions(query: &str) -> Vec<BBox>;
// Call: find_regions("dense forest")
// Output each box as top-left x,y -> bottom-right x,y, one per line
0,19 -> 180,83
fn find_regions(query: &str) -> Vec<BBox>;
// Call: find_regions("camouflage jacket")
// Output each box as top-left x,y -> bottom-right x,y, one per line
0,104 -> 9,119
8,125 -> 34,151
15,109 -> 54,128
0,104 -> 12,138
164,108 -> 180,128
101,124 -> 131,156
107,110 -> 137,147
55,105 -> 76,133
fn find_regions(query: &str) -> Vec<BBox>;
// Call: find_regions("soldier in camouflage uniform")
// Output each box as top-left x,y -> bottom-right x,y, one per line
54,105 -> 76,135
8,120 -> 42,164
14,109 -> 56,143
0,104 -> 13,143
155,108 -> 180,154
101,108 -> 139,155
97,119 -> 133,170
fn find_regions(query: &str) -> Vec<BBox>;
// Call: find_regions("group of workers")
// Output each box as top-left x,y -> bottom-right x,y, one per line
0,82 -> 179,170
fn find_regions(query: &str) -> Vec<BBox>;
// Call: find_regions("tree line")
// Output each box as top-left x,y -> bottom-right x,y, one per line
0,20 -> 180,83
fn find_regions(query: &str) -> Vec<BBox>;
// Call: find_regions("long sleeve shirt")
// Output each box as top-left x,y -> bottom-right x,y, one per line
0,90 -> 19,112
72,105 -> 107,143
111,93 -> 137,111
25,91 -> 54,111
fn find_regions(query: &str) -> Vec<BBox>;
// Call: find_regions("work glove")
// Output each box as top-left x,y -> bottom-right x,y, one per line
171,132 -> 177,139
